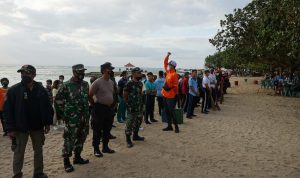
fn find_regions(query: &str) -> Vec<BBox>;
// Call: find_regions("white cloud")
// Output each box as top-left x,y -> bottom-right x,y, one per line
0,0 -> 251,68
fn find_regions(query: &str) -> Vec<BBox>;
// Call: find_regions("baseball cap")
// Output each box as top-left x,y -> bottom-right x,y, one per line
101,62 -> 115,71
17,65 -> 36,74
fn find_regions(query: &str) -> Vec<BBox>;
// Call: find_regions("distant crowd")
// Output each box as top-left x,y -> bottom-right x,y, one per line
0,52 -> 232,178
263,71 -> 300,96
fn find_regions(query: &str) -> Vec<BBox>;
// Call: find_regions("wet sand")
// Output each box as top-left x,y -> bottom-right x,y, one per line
0,77 -> 300,178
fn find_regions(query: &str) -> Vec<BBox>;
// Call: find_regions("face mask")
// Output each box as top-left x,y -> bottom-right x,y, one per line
22,76 -> 33,84
77,74 -> 85,81
1,82 -> 8,88
136,77 -> 142,81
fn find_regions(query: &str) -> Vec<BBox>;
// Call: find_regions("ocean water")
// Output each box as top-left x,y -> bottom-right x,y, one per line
0,65 -> 163,86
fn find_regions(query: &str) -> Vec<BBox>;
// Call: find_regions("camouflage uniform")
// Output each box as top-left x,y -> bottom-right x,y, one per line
124,80 -> 144,135
55,66 -> 89,158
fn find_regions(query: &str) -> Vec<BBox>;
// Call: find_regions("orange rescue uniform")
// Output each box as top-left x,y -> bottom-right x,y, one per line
161,55 -> 179,99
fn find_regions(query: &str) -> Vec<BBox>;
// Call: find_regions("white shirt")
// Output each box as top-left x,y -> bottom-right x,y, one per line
208,73 -> 217,88
202,76 -> 210,88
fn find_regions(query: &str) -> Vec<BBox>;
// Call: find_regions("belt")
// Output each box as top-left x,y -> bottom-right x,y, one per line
95,103 -> 112,108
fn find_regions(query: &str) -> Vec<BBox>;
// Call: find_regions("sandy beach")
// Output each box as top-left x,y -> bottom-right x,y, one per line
0,77 -> 300,178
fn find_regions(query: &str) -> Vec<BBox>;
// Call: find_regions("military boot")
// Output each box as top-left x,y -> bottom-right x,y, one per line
73,154 -> 89,165
126,134 -> 133,148
133,131 -> 145,141
64,158 -> 74,173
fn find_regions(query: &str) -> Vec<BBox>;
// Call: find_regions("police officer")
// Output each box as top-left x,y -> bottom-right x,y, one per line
89,62 -> 116,157
55,64 -> 90,173
124,67 -> 145,148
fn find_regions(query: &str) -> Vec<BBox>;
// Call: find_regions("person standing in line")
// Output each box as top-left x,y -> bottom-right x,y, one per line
208,69 -> 217,109
154,71 -> 165,116
3,65 -> 53,178
45,80 -> 53,105
177,74 -> 183,108
186,70 -> 199,119
55,64 -> 90,173
52,80 -> 61,130
117,71 -> 128,123
124,67 -> 145,148
0,78 -> 9,136
181,72 -> 189,113
89,62 -> 116,158
109,71 -> 118,136
161,52 -> 179,133
144,72 -> 158,124
202,70 -> 211,114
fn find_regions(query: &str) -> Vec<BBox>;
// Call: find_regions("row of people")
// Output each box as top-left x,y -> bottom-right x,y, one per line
0,52 -> 184,178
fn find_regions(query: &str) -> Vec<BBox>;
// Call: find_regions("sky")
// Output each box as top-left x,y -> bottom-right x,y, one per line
0,0 -> 251,68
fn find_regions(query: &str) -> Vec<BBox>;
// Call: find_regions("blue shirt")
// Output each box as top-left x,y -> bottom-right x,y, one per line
189,77 -> 198,96
145,80 -> 156,95
154,77 -> 165,97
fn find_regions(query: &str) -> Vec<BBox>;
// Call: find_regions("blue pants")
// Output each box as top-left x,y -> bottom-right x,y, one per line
186,93 -> 196,117
117,96 -> 126,122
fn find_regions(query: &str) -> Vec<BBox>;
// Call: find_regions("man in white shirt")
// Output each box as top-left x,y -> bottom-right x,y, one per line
208,69 -> 217,109
202,70 -> 211,114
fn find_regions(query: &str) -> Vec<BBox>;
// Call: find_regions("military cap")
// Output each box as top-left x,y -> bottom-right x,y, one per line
72,64 -> 87,71
17,65 -> 36,74
131,67 -> 143,74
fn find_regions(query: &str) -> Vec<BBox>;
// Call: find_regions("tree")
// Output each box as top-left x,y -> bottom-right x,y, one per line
207,0 -> 300,71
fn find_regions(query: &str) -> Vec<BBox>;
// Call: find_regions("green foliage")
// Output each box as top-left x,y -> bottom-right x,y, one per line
207,0 -> 300,70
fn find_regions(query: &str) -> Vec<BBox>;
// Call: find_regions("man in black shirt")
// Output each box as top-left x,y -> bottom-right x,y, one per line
3,65 -> 53,178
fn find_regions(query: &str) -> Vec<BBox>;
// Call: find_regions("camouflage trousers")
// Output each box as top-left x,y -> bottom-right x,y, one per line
125,112 -> 143,135
62,121 -> 89,158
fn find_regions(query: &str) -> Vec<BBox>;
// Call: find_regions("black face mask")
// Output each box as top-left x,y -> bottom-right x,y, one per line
75,73 -> 85,81
1,82 -> 8,88
21,76 -> 33,84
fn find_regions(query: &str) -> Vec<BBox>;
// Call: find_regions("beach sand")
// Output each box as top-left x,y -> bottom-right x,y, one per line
0,77 -> 300,178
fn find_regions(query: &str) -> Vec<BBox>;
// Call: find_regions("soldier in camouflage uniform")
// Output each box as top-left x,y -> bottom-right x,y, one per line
55,64 -> 90,173
123,67 -> 145,148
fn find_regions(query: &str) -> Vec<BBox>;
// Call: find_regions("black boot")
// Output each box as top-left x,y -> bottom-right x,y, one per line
93,146 -> 103,158
109,134 -> 117,139
33,173 -> 48,178
133,132 -> 145,141
150,118 -> 158,122
174,125 -> 179,133
102,145 -> 115,154
64,158 -> 74,173
162,125 -> 173,131
73,154 -> 89,165
126,134 -> 133,148
145,119 -> 151,124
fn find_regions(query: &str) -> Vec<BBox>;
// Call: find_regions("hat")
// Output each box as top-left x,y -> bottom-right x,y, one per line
131,67 -> 143,74
100,62 -> 115,71
72,64 -> 87,71
17,65 -> 36,74
168,60 -> 177,68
